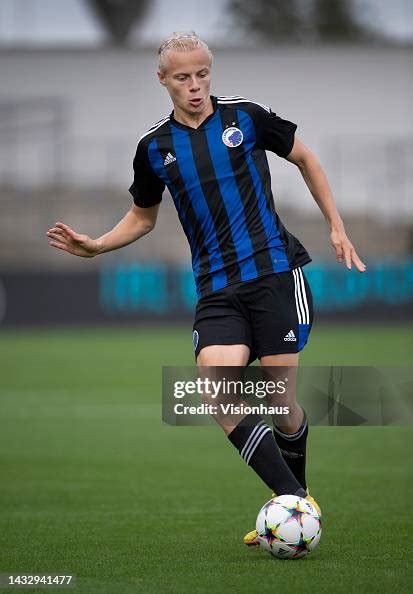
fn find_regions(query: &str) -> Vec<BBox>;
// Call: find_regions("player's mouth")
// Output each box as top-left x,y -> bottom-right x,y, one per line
189,98 -> 203,107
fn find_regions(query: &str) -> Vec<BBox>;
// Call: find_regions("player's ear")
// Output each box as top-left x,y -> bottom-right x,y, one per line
157,70 -> 167,86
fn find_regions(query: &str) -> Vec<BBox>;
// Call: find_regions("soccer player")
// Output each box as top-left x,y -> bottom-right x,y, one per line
47,32 -> 366,545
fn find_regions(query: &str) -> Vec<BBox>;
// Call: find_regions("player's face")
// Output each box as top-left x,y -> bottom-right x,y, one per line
158,47 -> 212,118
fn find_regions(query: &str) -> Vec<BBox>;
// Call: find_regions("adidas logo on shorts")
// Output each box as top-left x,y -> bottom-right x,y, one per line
164,152 -> 177,166
283,330 -> 297,342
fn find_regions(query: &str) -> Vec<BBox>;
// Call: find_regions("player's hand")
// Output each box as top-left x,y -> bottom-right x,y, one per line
47,222 -> 100,258
330,228 -> 366,272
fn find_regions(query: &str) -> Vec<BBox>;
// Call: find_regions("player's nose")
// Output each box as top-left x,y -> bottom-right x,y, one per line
188,75 -> 200,91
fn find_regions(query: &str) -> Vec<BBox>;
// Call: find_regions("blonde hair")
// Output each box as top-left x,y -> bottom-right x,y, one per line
158,31 -> 213,73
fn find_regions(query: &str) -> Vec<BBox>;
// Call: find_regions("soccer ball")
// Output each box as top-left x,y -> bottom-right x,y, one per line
256,494 -> 322,559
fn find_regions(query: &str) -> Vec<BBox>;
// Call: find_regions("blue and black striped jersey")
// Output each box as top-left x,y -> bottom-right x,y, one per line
129,95 -> 311,297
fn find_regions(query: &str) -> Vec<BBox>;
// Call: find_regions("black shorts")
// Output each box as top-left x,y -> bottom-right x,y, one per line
192,268 -> 313,363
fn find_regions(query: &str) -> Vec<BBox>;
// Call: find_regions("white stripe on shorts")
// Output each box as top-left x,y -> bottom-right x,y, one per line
297,267 -> 310,324
293,268 -> 310,325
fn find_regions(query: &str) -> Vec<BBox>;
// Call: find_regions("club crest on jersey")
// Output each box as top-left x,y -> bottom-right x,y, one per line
222,126 -> 243,148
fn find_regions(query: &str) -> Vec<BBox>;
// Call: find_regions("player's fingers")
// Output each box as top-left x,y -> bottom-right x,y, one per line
343,244 -> 352,270
47,227 -> 66,236
351,249 -> 367,272
333,242 -> 343,263
54,221 -> 71,231
47,231 -> 67,242
55,222 -> 80,240
48,240 -> 69,252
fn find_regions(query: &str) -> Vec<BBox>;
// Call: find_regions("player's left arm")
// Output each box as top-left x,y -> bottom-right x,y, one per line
286,137 -> 366,272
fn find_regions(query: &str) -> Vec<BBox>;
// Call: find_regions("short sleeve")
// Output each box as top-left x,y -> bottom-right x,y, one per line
129,141 -> 165,208
254,106 -> 297,158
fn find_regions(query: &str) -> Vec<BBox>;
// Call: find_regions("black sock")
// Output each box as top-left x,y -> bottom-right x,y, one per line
228,414 -> 306,497
273,414 -> 308,491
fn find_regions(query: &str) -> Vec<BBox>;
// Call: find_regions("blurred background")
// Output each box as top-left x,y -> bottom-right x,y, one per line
0,0 -> 412,326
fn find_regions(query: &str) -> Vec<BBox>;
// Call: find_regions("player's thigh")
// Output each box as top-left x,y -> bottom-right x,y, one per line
196,343 -> 250,366
196,343 -> 250,434
193,311 -> 252,364
261,353 -> 299,367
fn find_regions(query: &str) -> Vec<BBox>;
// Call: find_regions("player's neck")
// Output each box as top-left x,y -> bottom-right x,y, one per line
173,98 -> 214,129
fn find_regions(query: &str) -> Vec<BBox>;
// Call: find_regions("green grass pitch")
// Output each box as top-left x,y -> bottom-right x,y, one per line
0,324 -> 411,593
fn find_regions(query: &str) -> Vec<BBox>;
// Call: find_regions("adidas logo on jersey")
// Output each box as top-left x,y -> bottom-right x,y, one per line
164,152 -> 176,166
283,330 -> 297,342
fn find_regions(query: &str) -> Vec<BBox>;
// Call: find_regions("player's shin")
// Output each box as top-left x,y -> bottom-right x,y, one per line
272,412 -> 308,491
227,414 -> 307,497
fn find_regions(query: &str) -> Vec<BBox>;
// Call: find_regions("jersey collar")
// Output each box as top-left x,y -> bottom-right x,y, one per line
169,95 -> 218,131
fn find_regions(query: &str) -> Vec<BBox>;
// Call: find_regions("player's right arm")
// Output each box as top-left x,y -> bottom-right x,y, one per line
47,203 -> 159,258
47,130 -> 166,258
